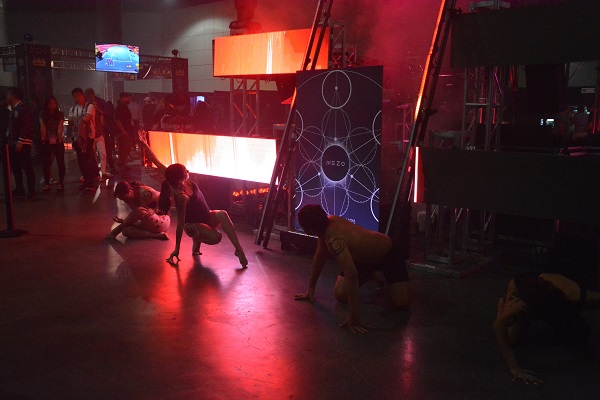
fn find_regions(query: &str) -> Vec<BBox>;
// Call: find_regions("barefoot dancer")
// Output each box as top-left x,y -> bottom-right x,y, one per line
295,205 -> 410,334
139,134 -> 248,267
493,273 -> 600,384
107,181 -> 170,240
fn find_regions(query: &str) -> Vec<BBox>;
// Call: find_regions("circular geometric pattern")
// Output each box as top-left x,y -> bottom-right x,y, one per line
321,145 -> 350,182
295,70 -> 381,222
321,70 -> 352,110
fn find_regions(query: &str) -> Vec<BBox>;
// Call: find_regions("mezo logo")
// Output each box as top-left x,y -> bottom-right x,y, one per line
325,160 -> 346,167
321,145 -> 349,182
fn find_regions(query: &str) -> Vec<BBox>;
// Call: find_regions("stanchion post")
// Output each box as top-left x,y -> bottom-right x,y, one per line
1,143 -> 28,238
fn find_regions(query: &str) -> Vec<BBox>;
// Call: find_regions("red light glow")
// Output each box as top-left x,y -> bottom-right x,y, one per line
213,28 -> 329,77
148,131 -> 278,184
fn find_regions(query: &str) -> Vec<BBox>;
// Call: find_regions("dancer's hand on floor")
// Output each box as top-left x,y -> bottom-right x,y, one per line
511,368 -> 542,385
167,250 -> 181,265
341,316 -> 369,334
294,289 -> 315,302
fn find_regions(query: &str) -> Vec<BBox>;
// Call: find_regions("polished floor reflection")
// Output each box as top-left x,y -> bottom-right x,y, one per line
1,157 -> 600,400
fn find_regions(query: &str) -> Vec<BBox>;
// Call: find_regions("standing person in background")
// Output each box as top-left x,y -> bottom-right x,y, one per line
0,100 -> 10,145
85,88 -> 112,180
129,95 -> 142,142
572,105 -> 589,142
151,97 -> 167,131
104,101 -> 117,174
6,87 -> 36,197
40,95 -> 65,191
29,96 -> 41,155
142,97 -> 156,131
115,92 -> 134,170
69,87 -> 98,191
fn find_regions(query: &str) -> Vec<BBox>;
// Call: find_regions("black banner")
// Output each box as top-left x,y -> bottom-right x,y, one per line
294,66 -> 383,231
171,58 -> 189,94
16,44 -> 53,102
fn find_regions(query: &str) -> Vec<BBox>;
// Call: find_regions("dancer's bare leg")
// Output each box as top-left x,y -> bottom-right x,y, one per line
107,207 -> 168,240
209,210 -> 248,267
123,226 -> 168,240
185,223 -> 222,255
192,238 -> 202,256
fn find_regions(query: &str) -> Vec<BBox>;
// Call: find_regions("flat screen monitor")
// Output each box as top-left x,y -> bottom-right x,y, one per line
95,44 -> 140,74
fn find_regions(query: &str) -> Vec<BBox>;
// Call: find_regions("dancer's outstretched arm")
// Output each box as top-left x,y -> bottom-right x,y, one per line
139,132 -> 167,174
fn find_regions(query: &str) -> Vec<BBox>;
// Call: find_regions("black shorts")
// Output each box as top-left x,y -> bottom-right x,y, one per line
341,241 -> 409,286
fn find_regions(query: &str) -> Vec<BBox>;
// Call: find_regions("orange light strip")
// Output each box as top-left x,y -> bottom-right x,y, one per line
232,188 -> 270,198
413,0 -> 446,124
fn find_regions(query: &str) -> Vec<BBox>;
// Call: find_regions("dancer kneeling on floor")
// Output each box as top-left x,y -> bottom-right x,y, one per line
139,135 -> 248,267
295,205 -> 410,334
493,273 -> 600,385
107,180 -> 170,240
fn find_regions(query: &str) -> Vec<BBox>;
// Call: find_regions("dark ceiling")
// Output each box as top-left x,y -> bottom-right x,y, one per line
4,0 -> 222,12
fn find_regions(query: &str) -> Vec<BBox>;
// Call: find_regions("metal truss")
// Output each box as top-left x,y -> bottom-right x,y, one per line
51,60 -> 95,71
469,0 -> 510,11
329,22 -> 356,69
414,0 -> 513,275
0,45 -> 16,57
50,47 -> 95,59
229,77 -> 260,137
462,65 -> 511,151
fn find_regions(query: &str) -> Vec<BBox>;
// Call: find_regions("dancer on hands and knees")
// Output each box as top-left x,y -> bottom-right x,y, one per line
295,205 -> 410,334
493,273 -> 600,385
106,180 -> 170,240
139,133 -> 248,267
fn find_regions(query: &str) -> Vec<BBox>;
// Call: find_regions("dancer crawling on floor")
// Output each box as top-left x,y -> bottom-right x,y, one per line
493,273 -> 600,384
139,135 -> 248,267
294,205 -> 410,334
106,181 -> 170,240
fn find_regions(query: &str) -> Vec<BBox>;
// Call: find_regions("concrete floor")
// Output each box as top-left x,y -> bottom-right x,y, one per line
1,153 -> 600,400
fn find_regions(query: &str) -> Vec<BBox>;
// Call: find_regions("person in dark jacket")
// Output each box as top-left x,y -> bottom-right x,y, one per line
6,87 -> 36,197
0,100 -> 9,145
40,95 -> 65,191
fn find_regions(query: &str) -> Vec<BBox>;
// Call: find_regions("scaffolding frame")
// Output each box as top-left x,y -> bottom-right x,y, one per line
229,77 -> 261,137
329,22 -> 356,69
414,0 -> 511,277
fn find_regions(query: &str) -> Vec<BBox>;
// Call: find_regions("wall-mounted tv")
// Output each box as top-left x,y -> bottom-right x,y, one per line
95,44 -> 139,74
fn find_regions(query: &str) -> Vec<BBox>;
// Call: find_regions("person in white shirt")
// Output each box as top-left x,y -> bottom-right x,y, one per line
69,87 -> 99,191
85,88 -> 112,180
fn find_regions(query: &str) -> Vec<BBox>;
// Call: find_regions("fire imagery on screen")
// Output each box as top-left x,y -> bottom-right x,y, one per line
147,131 -> 278,184
95,44 -> 140,74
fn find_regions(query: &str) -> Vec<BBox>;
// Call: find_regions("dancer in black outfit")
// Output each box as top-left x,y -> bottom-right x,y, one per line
139,134 -> 248,267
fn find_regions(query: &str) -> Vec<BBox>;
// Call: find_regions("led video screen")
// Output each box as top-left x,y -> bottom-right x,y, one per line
213,28 -> 329,77
95,44 -> 140,74
148,131 -> 277,184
